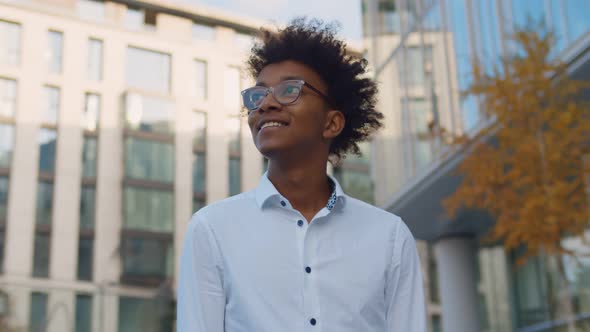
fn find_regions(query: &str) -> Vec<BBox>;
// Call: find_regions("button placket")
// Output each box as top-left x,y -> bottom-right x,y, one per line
302,224 -> 321,331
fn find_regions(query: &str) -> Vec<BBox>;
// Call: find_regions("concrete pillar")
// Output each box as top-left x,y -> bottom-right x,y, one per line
434,236 -> 480,332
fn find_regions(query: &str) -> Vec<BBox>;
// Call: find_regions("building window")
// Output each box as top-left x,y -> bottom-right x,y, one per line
427,245 -> 440,303
78,0 -> 105,22
122,91 -> 174,286
224,67 -> 241,109
124,93 -> 174,134
401,46 -> 433,89
227,116 -> 241,196
83,93 -> 100,132
78,93 -> 99,281
29,292 -> 48,332
75,294 -> 92,332
0,124 -> 14,169
35,128 -> 57,277
32,228 -> 51,278
77,185 -> 95,281
0,78 -> 17,119
192,22 -> 215,41
38,129 -> 57,175
118,297 -> 174,332
193,60 -> 207,100
47,31 -> 63,74
192,111 -> 206,211
126,47 -> 171,93
0,177 -> 8,273
0,20 -> 21,66
87,39 -> 103,81
407,98 -> 435,170
125,138 -> 174,183
43,86 -> 60,126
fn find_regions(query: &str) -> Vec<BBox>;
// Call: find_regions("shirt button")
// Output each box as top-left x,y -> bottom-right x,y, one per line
305,266 -> 311,273
297,220 -> 304,227
310,318 -> 317,326
280,201 -> 286,207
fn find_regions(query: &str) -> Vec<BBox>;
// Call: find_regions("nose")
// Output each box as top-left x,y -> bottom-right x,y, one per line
257,91 -> 282,113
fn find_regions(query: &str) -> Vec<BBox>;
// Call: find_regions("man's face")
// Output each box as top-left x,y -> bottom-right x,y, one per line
247,60 -> 332,158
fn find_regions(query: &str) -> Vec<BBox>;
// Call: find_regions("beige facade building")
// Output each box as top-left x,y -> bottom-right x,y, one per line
0,0 -> 271,330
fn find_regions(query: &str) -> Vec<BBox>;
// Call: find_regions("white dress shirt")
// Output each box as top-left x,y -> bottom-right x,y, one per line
177,173 -> 426,332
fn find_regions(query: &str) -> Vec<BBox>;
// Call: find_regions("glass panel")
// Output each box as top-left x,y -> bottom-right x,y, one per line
118,296 -> 174,332
81,137 -> 97,178
334,168 -> 374,203
38,129 -> 57,174
475,0 -> 501,72
226,116 -> 241,155
121,236 -> 173,279
126,47 -> 170,93
80,186 -> 95,230
560,235 -> 590,318
403,47 -> 432,88
431,314 -> 441,332
75,294 -> 92,332
32,233 -> 50,278
224,67 -> 241,109
47,31 -> 63,74
193,60 -> 207,100
513,254 -> 550,327
35,181 -> 53,226
0,124 -> 14,169
511,1 -> 547,30
408,98 -> 433,169
125,6 -> 144,30
445,0 -> 479,131
125,138 -> 174,182
427,245 -> 440,304
192,152 -> 205,193
29,292 -> 48,332
78,0 -> 105,22
229,158 -> 241,196
0,20 -> 21,66
83,93 -> 100,132
124,187 -> 173,232
125,94 -> 174,134
0,77 -> 17,118
0,177 -> 8,220
77,237 -> 93,281
191,111 -> 207,150
87,39 -> 103,81
43,86 -> 60,125
192,22 -> 216,40
564,0 -> 590,43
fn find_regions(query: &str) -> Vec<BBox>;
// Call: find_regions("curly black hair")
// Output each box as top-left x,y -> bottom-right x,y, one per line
246,18 -> 383,163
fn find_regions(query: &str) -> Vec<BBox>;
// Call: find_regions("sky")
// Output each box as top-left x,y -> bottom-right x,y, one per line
187,0 -> 364,43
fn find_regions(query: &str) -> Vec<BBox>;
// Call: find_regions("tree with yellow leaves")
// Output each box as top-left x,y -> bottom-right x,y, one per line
442,27 -> 590,265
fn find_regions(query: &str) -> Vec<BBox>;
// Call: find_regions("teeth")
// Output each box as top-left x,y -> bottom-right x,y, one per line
261,121 -> 285,129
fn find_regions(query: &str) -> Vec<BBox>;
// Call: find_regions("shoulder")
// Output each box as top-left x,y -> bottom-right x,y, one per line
189,190 -> 257,228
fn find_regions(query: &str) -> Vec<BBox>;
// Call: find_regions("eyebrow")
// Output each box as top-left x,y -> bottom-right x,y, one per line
255,76 -> 304,87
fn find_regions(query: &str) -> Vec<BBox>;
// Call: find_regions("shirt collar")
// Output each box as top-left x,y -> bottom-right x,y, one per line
255,171 -> 346,210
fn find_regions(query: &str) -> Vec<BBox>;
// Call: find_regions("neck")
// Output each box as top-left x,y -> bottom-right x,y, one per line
267,154 -> 332,221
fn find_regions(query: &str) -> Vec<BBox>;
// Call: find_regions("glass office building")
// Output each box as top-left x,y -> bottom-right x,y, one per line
363,0 -> 590,331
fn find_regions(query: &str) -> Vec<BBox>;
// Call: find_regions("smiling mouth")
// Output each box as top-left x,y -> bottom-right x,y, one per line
259,121 -> 288,131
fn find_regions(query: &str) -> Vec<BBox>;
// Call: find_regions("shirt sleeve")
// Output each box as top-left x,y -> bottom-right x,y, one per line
177,214 -> 226,332
386,220 -> 427,332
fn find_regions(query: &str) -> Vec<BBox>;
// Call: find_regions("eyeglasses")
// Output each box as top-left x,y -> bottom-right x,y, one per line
241,79 -> 332,114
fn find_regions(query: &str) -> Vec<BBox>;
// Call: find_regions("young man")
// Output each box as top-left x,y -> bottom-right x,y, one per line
178,19 -> 426,331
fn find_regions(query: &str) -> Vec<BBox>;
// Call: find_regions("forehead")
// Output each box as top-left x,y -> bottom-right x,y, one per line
256,60 -> 327,90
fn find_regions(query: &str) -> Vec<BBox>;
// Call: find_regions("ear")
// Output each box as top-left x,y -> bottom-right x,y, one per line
322,110 -> 345,139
